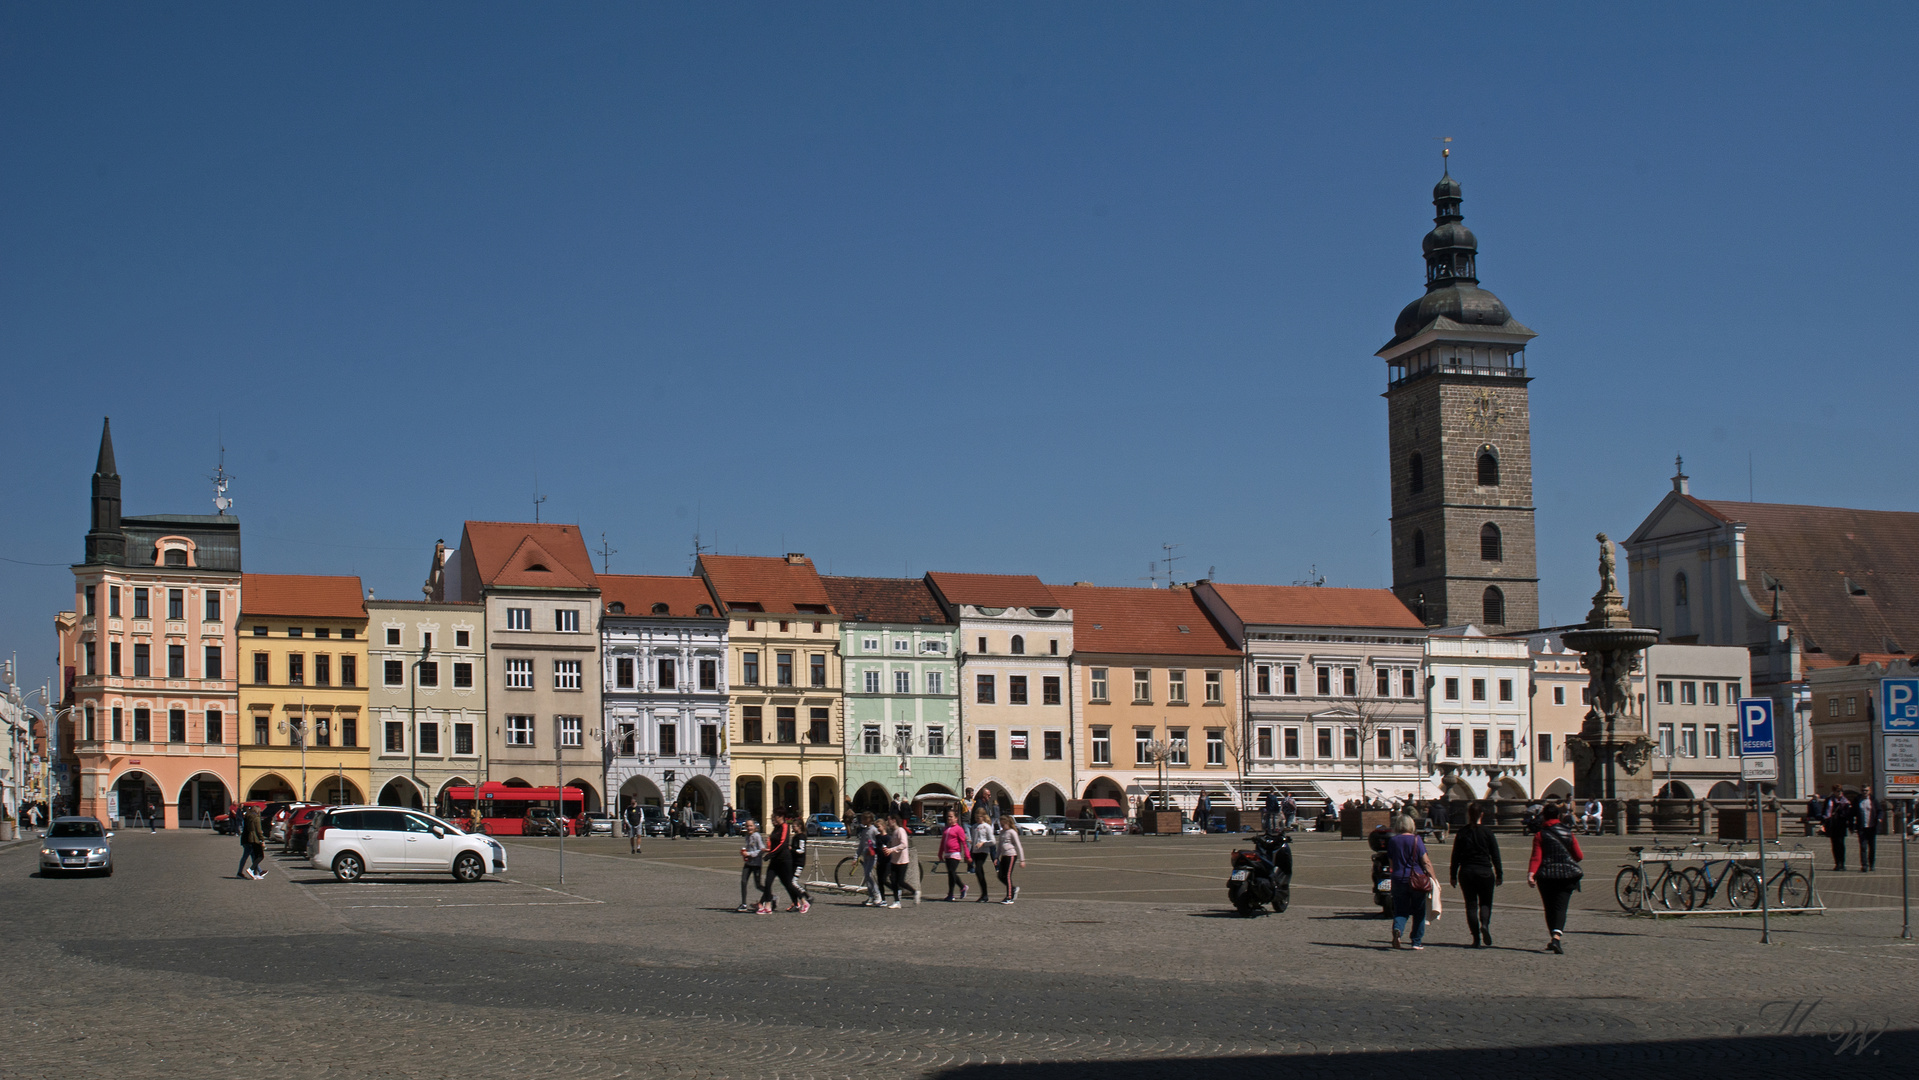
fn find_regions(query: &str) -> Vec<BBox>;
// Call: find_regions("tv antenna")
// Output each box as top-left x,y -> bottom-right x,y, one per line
1139,543 -> 1184,588
1293,565 -> 1327,588
533,476 -> 547,523
597,532 -> 617,574
210,432 -> 234,515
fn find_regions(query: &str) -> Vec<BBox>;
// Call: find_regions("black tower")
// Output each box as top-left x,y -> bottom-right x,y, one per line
84,417 -> 125,566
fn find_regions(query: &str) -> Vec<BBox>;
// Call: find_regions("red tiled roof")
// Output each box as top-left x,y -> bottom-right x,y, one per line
697,555 -> 835,615
1204,582 -> 1425,629
461,522 -> 598,590
821,576 -> 949,625
1702,500 -> 1919,659
242,573 -> 366,619
598,575 -> 722,619
1050,585 -> 1238,657
925,572 -> 1061,610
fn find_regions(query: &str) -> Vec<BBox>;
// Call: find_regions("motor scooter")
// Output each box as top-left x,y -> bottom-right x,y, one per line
1226,830 -> 1293,916
1369,825 -> 1394,916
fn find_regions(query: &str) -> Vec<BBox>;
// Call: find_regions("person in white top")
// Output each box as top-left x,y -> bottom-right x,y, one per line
994,816 -> 1027,905
970,810 -> 997,903
1581,799 -> 1603,835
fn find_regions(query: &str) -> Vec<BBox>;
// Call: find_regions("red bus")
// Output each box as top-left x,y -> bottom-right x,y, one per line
442,783 -> 587,836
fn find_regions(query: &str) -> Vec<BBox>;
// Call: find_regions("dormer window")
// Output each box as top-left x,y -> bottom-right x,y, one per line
652,603 -> 670,614
164,550 -> 188,567
607,602 -> 625,614
696,604 -> 713,616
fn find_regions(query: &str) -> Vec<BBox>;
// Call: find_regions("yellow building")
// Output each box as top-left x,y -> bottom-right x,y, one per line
238,574 -> 369,804
696,554 -> 842,823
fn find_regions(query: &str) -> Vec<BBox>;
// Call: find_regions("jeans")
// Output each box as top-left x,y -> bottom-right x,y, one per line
1860,829 -> 1877,870
861,854 -> 881,903
1458,869 -> 1496,941
236,842 -> 255,878
1261,810 -> 1278,833
1829,832 -> 1849,869
971,851 -> 993,899
1390,880 -> 1428,946
1539,880 -> 1577,936
944,857 -> 966,897
740,864 -> 763,906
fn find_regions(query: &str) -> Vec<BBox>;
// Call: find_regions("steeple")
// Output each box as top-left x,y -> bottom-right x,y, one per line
84,417 -> 126,566
1422,170 -> 1478,287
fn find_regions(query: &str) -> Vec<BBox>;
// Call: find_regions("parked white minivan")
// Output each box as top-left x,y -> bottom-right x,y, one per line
308,806 -> 507,882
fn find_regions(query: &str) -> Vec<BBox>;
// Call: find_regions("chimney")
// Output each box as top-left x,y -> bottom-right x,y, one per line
786,553 -> 807,565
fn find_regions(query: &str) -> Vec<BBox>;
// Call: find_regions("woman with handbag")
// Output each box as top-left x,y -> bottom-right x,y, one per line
1449,801 -> 1503,947
1386,815 -> 1436,950
1527,802 -> 1584,953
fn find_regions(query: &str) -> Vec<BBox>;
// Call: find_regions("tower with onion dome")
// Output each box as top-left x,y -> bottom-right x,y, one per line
1379,165 -> 1539,631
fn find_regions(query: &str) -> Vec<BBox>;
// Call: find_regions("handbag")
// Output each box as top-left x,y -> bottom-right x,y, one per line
1408,868 -> 1434,892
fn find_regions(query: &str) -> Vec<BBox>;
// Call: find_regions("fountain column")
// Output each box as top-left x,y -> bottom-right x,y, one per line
1562,534 -> 1661,805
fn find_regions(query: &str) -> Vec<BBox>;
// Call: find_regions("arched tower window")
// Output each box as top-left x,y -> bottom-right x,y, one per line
1482,586 -> 1506,626
1480,523 -> 1503,562
1412,530 -> 1426,568
1674,573 -> 1689,607
1010,634 -> 1025,655
1409,453 -> 1425,494
1477,448 -> 1500,486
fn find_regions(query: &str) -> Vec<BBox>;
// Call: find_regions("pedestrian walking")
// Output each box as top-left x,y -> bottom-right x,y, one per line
1281,793 -> 1297,830
756,810 -> 809,914
1260,789 -> 1278,834
1449,802 -> 1503,947
626,803 -> 644,854
737,818 -> 765,911
939,810 -> 971,900
236,806 -> 266,879
854,812 -> 883,906
1387,815 -> 1435,950
879,814 -> 912,908
995,812 -> 1026,904
1857,785 -> 1883,872
1195,794 -> 1212,832
969,808 -> 996,902
1526,802 -> 1584,953
147,801 -> 159,833
1431,797 -> 1450,838
1823,786 -> 1853,871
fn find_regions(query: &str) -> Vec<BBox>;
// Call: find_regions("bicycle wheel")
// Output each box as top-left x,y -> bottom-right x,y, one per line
1657,869 -> 1694,911
1613,866 -> 1644,912
1675,867 -> 1707,908
1726,867 -> 1762,909
1777,870 -> 1812,909
833,855 -> 863,890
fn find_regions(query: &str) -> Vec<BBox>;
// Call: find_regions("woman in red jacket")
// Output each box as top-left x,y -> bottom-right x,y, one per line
1527,802 -> 1584,953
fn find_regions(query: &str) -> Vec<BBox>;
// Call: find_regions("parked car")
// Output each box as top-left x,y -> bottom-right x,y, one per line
639,805 -> 673,837
806,813 -> 847,838
284,805 -> 325,854
681,812 -> 715,837
310,806 -> 507,882
39,817 -> 113,876
579,812 -> 616,836
1040,815 -> 1071,835
1180,820 -> 1207,835
1011,815 -> 1048,836
523,807 -> 569,837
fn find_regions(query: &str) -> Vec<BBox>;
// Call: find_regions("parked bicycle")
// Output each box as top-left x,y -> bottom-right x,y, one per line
1613,843 -> 1696,912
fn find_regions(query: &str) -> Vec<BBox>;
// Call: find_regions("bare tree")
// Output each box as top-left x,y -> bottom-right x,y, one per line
1338,667 -> 1401,807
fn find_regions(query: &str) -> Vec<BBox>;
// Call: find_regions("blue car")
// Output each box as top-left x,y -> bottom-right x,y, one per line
805,813 -> 847,837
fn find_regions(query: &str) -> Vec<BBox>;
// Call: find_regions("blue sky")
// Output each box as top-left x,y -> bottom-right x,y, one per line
3,4 -> 1915,686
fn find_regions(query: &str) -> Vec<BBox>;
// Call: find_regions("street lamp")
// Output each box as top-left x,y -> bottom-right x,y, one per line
1144,735 -> 1187,825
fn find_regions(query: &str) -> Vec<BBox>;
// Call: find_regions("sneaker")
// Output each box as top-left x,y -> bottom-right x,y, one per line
1000,898 -> 1014,905
1012,885 -> 1020,901
977,896 -> 992,903
1482,929 -> 1493,947
755,904 -> 772,915
959,885 -> 968,899
1411,945 -> 1425,951
254,868 -> 267,878
1547,937 -> 1564,954
797,900 -> 811,914
735,904 -> 752,912
887,901 -> 901,909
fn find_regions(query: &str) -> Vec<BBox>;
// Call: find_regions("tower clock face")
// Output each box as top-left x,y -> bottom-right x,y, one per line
1467,390 -> 1506,434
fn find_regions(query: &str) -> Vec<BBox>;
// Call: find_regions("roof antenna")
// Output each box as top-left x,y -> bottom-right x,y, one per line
210,420 -> 234,515
533,475 -> 547,524
597,532 -> 616,575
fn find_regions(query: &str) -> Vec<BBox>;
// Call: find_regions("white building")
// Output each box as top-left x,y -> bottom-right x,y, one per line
1642,643 -> 1750,802
600,575 -> 731,820
1426,627 -> 1532,800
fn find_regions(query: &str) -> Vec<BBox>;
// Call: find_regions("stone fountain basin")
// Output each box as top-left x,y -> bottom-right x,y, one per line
1561,626 -> 1660,652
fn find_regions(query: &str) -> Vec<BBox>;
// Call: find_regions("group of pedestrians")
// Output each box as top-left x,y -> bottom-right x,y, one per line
737,809 -> 811,914
1814,784 -> 1885,872
232,804 -> 267,880
1384,800 -> 1584,954
736,806 -> 1030,913
929,807 -> 1024,905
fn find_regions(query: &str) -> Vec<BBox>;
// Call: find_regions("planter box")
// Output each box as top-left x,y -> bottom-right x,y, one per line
1140,810 -> 1183,835
1339,808 -> 1392,839
1716,809 -> 1781,840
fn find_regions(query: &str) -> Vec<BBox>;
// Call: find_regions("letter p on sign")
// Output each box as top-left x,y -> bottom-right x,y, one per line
1738,698 -> 1775,756
1882,678 -> 1919,733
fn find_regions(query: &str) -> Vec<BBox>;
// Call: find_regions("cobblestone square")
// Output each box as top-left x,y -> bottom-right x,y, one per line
5,828 -> 1916,1079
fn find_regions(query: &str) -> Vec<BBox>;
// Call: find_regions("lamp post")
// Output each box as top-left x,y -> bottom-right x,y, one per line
1144,735 -> 1187,828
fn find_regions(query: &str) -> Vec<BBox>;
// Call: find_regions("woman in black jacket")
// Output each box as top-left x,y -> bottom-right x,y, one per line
1448,801 -> 1503,947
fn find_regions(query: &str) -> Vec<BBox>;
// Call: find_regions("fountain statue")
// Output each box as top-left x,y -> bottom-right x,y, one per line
1562,534 -> 1661,803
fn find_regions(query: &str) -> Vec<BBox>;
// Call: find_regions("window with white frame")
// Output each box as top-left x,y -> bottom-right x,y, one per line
1091,727 -> 1111,765
1090,668 -> 1108,701
555,609 -> 579,632
893,638 -> 910,652
1168,670 -> 1186,703
864,670 -> 881,693
863,724 -> 882,754
926,671 -> 943,695
863,637 -> 879,652
1679,681 -> 1697,705
506,608 -> 532,631
1704,725 -> 1721,757
1204,671 -> 1222,703
1134,729 -> 1154,766
559,715 -> 582,747
554,660 -> 582,690
894,670 -> 911,694
1703,682 -> 1720,706
1133,669 -> 1151,702
1680,724 -> 1698,757
1168,730 -> 1188,765
1205,729 -> 1224,765
921,640 -> 946,653
1657,681 -> 1674,704
506,714 -> 535,746
927,725 -> 944,755
506,659 -> 532,689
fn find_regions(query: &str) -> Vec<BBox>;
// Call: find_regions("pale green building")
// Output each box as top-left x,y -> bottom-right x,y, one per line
821,576 -> 960,813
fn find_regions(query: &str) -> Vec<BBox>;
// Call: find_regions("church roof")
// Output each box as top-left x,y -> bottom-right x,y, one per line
1700,499 -> 1919,660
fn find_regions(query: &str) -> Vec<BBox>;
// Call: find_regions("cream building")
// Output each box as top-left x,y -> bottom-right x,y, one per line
366,591 -> 487,812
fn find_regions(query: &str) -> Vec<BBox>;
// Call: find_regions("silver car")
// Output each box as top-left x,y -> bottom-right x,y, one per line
40,816 -> 114,876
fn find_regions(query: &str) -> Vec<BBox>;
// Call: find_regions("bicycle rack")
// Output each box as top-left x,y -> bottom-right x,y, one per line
1618,842 -> 1825,918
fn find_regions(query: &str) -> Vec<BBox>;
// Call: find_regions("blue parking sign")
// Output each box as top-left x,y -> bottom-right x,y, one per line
1882,678 -> 1919,733
1738,698 -> 1775,756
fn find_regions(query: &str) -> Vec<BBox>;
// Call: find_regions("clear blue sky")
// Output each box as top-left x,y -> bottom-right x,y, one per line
3,4 -> 1915,687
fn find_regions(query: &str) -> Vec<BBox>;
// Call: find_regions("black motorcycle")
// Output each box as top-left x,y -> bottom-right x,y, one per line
1368,825 -> 1394,915
1226,831 -> 1293,916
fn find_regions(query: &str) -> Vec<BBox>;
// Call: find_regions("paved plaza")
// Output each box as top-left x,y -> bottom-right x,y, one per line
4,827 -> 1916,1079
